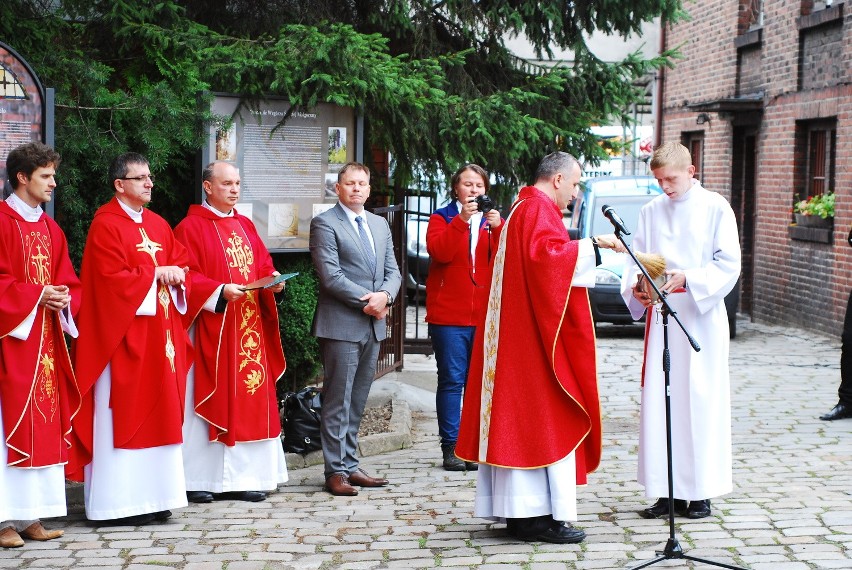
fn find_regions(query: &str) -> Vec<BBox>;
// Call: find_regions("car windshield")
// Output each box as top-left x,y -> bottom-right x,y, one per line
589,195 -> 652,246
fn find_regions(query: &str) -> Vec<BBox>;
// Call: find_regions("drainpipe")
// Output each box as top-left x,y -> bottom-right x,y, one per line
654,17 -> 667,149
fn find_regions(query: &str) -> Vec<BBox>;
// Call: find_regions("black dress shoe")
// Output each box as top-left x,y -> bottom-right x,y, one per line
820,403 -> 852,421
686,499 -> 711,519
639,498 -> 688,519
533,521 -> 586,544
187,491 -> 214,503
506,515 -> 552,539
212,490 -> 267,502
153,510 -> 172,521
98,513 -> 156,526
508,516 -> 585,544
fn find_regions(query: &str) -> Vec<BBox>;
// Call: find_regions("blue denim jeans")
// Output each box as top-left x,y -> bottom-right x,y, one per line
429,324 -> 476,446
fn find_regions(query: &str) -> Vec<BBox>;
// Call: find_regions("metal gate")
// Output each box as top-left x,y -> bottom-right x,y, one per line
371,191 -> 438,377
371,204 -> 404,377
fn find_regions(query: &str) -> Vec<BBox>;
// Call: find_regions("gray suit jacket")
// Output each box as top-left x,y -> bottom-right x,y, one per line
310,203 -> 402,342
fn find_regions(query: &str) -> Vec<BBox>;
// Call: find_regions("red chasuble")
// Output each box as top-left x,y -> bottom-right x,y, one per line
68,198 -> 191,481
175,205 -> 285,446
455,186 -> 602,483
0,202 -> 82,467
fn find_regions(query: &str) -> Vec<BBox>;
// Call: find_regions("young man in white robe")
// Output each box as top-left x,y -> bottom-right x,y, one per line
620,141 -> 741,519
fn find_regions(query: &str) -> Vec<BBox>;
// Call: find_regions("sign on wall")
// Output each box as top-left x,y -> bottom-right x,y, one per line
0,42 -> 45,198
204,94 -> 360,252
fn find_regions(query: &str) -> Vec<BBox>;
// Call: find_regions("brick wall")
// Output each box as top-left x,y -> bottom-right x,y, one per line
662,1 -> 852,336
738,47 -> 763,94
800,21 -> 844,89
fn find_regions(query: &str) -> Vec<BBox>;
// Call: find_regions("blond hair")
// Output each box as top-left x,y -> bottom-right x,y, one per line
650,142 -> 692,170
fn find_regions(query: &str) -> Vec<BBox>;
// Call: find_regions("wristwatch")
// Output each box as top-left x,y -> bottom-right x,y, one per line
381,290 -> 393,305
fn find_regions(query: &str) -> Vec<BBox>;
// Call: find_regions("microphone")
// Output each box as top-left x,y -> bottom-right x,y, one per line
601,204 -> 631,235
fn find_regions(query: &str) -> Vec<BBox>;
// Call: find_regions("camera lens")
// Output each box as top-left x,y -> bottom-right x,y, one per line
475,195 -> 494,213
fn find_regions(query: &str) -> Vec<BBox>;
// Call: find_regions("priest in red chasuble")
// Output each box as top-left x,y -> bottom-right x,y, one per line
70,152 -> 192,526
456,152 -> 623,544
174,161 -> 287,504
0,143 -> 81,547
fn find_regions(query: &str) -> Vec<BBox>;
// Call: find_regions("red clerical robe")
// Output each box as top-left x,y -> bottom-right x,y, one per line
455,186 -> 602,483
0,202 -> 82,467
175,205 -> 285,445
68,198 -> 191,481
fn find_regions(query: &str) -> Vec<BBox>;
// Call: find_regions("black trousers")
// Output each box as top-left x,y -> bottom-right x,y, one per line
840,288 -> 852,405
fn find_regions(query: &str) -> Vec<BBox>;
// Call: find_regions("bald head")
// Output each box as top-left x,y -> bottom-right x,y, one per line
203,161 -> 241,213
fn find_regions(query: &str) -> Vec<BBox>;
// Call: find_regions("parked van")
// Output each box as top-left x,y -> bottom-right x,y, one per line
566,176 -> 662,325
567,175 -> 739,337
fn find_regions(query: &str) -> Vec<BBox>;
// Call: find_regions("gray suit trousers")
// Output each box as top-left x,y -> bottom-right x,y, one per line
319,329 -> 381,479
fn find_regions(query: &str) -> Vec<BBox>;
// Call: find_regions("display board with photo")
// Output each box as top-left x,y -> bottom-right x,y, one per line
204,94 -> 360,251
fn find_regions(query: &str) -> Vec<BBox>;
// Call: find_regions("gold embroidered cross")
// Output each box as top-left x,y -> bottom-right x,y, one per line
136,228 -> 162,265
158,285 -> 171,319
165,330 -> 176,373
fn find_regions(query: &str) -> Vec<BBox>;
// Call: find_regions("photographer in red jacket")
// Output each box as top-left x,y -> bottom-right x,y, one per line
425,164 -> 503,470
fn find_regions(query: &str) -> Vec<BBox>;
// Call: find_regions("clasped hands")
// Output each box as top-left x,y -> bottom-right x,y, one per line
39,285 -> 72,312
361,291 -> 390,320
155,265 -> 189,286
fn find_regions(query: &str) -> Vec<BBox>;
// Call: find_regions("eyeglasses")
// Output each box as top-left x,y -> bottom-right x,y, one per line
121,174 -> 155,183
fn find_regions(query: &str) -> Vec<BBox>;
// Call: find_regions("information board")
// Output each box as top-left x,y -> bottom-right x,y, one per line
204,94 -> 360,251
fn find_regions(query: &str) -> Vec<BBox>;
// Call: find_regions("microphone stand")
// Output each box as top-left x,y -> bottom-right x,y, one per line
614,228 -> 747,570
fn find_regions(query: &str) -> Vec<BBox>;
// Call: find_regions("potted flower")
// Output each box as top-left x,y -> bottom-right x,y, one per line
793,192 -> 835,228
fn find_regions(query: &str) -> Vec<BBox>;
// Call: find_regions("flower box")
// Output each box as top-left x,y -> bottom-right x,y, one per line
794,213 -> 833,228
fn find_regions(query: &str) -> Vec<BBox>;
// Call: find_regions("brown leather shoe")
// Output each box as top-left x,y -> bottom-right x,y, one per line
325,473 -> 358,496
0,527 -> 24,548
20,521 -> 63,541
348,468 -> 389,487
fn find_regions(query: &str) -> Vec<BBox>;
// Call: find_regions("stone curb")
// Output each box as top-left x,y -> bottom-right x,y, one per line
284,395 -> 412,470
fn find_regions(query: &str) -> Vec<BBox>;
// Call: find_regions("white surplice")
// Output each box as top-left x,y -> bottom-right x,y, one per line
0,406 -> 66,522
620,181 -> 741,500
83,362 -> 188,520
474,238 -> 597,522
182,329 -> 288,493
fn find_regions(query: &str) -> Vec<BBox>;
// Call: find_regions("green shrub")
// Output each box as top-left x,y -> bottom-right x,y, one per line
273,253 -> 321,397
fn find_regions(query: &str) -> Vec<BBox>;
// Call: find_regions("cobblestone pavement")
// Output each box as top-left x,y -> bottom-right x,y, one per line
3,318 -> 851,569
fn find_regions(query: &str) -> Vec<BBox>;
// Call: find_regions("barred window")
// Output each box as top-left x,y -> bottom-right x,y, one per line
797,119 -> 836,199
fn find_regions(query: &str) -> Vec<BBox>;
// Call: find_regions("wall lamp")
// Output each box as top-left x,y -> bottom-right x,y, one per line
696,113 -> 711,125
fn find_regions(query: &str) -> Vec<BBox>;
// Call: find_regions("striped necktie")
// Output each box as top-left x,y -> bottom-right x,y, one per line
355,216 -> 376,272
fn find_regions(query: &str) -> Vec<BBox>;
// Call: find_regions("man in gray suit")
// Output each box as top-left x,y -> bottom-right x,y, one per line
310,162 -> 402,496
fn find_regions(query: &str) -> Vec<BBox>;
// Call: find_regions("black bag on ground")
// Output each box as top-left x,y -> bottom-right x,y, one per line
280,386 -> 322,454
